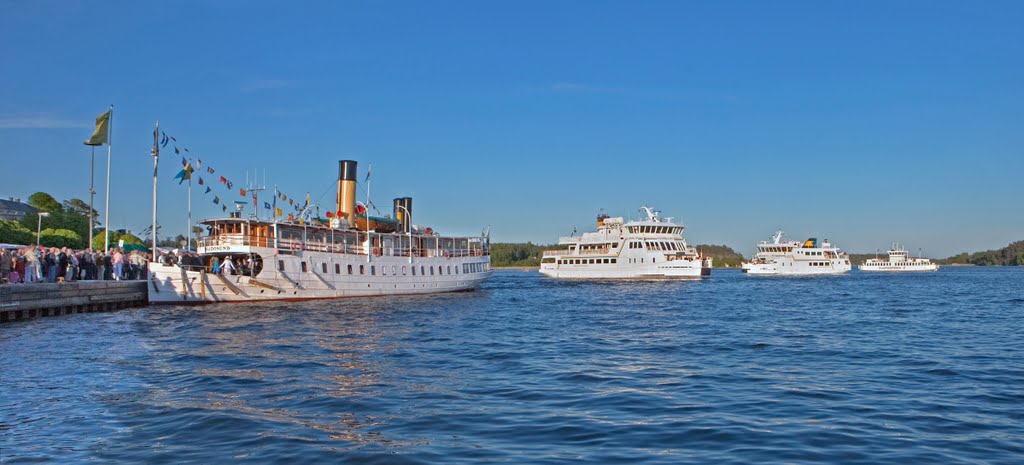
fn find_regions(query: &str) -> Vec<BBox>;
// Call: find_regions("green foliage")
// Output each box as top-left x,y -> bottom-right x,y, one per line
938,241 -> 1024,266
490,242 -> 549,267
0,219 -> 34,245
27,192 -> 62,213
93,230 -> 145,251
39,228 -> 82,248
694,244 -> 745,267
16,191 -> 94,248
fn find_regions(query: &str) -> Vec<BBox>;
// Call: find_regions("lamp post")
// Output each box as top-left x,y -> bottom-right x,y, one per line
36,212 -> 50,245
395,204 -> 413,261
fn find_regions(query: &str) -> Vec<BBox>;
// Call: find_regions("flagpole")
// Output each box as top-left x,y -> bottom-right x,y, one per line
103,104 -> 113,252
152,120 -> 160,257
89,145 -> 95,252
366,165 -> 371,263
187,171 -> 192,252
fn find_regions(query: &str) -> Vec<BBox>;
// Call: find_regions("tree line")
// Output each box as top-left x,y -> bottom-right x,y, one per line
0,192 -> 145,250
938,241 -> 1024,266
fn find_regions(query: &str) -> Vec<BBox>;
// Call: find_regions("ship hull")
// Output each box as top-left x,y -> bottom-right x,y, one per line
858,264 -> 939,272
539,260 -> 709,279
148,251 -> 492,304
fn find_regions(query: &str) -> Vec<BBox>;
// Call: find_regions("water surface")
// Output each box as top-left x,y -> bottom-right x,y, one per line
2,267 -> 1022,464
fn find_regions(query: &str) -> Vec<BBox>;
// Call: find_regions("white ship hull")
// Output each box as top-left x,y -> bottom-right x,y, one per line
859,263 -> 938,272
148,248 -> 491,304
741,259 -> 851,275
539,258 -> 710,279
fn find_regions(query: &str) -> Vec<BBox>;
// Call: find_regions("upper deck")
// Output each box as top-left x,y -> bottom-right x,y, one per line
196,217 -> 489,259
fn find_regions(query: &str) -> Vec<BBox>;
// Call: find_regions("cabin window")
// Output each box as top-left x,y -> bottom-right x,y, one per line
371,266 -> 376,275
392,266 -> 397,275
348,264 -> 353,274
611,258 -> 617,264
278,260 -> 284,271
464,264 -> 469,273
322,263 -> 328,273
335,264 -> 341,274
301,262 -> 308,273
421,266 -> 425,275
447,266 -> 451,274
412,266 -> 416,275
382,266 -> 387,275
402,266 -> 407,275
360,265 -> 365,274
430,267 -> 434,275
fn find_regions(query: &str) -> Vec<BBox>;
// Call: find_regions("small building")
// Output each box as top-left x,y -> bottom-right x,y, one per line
0,197 -> 37,221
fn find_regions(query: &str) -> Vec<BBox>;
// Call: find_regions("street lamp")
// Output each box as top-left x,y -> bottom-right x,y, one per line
36,212 -> 50,245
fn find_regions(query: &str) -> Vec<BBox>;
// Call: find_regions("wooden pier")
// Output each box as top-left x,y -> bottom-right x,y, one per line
0,281 -> 148,323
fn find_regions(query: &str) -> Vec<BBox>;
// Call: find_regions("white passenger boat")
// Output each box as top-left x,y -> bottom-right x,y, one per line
539,206 -> 712,279
859,244 -> 938,272
148,160 -> 492,303
741,230 -> 851,275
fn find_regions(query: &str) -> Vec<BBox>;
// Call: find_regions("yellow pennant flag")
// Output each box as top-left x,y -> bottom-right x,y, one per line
275,207 -> 282,217
84,110 -> 111,146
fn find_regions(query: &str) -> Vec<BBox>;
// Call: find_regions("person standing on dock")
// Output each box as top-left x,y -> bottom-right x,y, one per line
1,249 -> 11,283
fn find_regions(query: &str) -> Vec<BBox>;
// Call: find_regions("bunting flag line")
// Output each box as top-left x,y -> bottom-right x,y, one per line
275,207 -> 282,216
289,198 -> 294,206
222,205 -> 227,212
196,159 -> 202,169
174,147 -> 180,155
227,180 -> 233,189
184,148 -> 190,153
207,166 -> 214,174
219,176 -> 227,184
181,157 -> 187,167
198,177 -> 204,185
240,188 -> 247,197
213,196 -> 220,204
264,202 -> 271,210
205,186 -> 211,194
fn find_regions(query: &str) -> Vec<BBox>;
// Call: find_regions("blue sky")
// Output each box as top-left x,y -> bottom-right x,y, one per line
1,1 -> 1022,257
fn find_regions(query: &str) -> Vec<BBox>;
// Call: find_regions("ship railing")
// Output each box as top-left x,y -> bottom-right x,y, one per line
543,248 -> 610,257
204,235 -> 489,258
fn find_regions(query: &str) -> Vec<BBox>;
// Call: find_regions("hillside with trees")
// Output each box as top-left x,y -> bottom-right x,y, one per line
489,242 -> 746,268
938,241 -> 1024,266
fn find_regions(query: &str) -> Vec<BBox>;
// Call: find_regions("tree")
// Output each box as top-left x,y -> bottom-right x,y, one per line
62,198 -> 99,225
27,192 -> 62,213
39,228 -> 82,248
93,230 -> 145,252
0,219 -> 34,245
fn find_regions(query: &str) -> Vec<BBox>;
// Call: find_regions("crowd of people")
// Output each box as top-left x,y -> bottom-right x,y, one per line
0,246 -> 150,284
156,250 -> 260,276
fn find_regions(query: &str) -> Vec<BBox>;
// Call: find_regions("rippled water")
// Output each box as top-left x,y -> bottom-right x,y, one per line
2,267 -> 1023,464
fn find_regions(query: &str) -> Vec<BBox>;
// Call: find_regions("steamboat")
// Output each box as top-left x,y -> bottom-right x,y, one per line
741,230 -> 851,275
148,160 -> 492,303
539,206 -> 712,279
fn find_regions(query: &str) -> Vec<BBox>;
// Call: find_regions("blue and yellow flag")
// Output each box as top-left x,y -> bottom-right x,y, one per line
84,110 -> 110,146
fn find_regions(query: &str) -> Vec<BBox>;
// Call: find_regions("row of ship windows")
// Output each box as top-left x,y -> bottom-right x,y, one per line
871,262 -> 925,266
760,247 -> 794,253
800,250 -> 825,256
559,258 -> 618,265
279,260 -> 489,276
626,226 -> 682,235
627,241 -> 685,251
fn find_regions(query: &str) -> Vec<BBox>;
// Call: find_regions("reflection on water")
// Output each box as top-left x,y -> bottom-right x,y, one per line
2,268 -> 1023,464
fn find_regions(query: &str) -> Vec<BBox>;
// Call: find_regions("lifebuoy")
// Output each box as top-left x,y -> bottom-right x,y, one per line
373,247 -> 380,255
